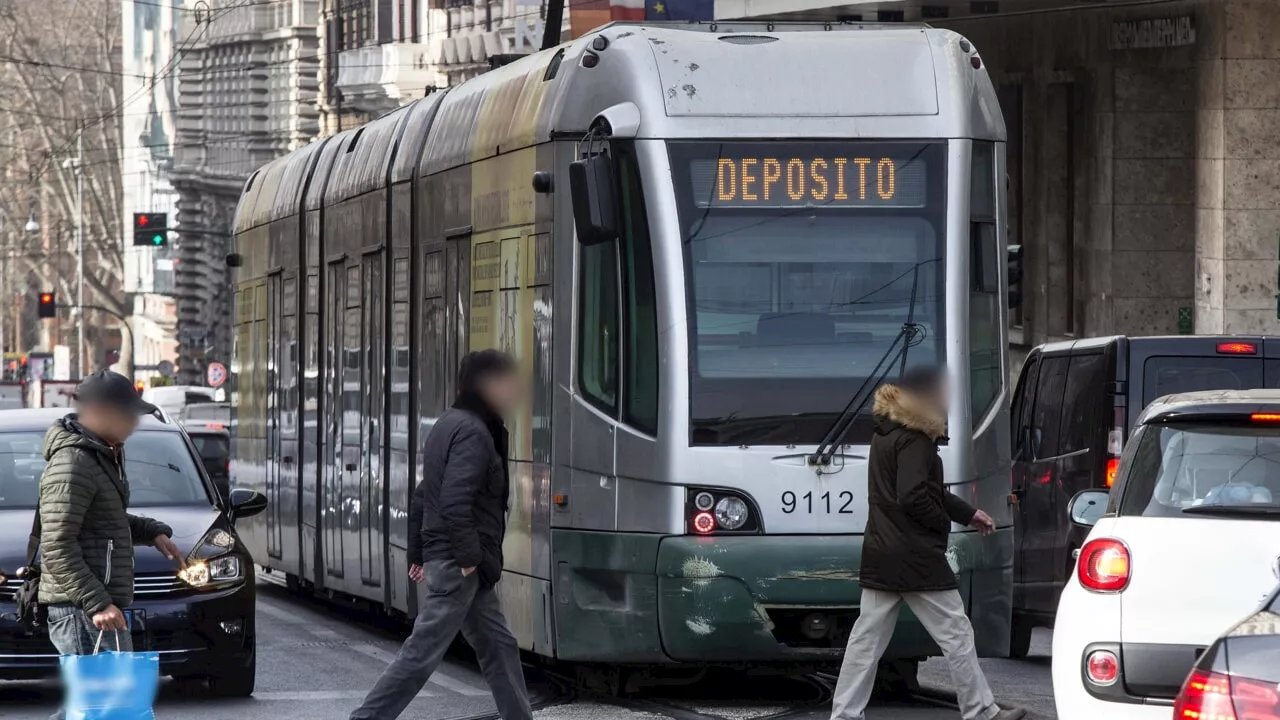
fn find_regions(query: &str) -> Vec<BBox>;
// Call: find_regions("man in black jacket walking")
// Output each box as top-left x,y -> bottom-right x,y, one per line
351,350 -> 531,720
829,367 -> 1023,720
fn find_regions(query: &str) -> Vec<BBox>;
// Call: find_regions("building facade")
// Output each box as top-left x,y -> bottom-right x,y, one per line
720,0 -> 1280,367
170,0 -> 321,385
121,0 -> 181,383
317,0 -> 571,137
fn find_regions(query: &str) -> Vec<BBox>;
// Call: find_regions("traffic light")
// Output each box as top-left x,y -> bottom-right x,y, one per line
37,291 -> 56,319
1007,244 -> 1023,310
135,380 -> 146,395
132,213 -> 168,247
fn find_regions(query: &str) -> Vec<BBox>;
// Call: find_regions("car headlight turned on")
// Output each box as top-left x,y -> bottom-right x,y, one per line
180,556 -> 242,588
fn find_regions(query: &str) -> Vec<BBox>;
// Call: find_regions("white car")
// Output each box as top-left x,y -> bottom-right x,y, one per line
1052,389 -> 1280,720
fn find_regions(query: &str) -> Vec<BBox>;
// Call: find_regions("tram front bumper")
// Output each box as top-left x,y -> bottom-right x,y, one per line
654,530 -> 1012,663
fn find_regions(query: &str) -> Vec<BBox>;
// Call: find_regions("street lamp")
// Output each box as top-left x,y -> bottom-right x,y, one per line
62,143 -> 83,380
23,213 -> 38,233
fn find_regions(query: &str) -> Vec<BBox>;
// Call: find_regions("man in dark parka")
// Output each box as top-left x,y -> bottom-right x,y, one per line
829,367 -> 1023,720
350,349 -> 532,720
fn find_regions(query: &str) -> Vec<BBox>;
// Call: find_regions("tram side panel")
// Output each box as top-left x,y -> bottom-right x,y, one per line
386,179 -> 415,616
232,222 -> 270,569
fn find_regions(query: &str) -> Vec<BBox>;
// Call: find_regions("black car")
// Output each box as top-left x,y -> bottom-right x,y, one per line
1010,334 -> 1280,656
1173,583 -> 1280,720
182,423 -> 231,501
0,408 -> 267,695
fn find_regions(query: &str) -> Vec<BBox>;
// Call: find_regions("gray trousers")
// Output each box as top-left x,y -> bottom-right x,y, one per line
46,603 -> 133,720
830,588 -> 999,720
350,559 -> 532,720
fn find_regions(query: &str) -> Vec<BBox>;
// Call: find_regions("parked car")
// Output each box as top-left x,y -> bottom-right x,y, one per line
141,385 -> 218,419
1010,335 -> 1280,655
1052,389 -> 1280,719
1173,582 -> 1280,720
0,408 -> 266,695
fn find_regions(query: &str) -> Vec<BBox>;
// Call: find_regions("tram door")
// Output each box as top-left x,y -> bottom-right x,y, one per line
359,254 -> 384,586
265,273 -> 283,560
322,261 -> 345,579
279,275 -> 300,571
444,233 -> 472,401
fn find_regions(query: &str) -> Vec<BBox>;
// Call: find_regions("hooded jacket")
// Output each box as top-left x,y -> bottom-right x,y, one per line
37,416 -> 173,614
407,391 -> 510,589
860,384 -> 977,593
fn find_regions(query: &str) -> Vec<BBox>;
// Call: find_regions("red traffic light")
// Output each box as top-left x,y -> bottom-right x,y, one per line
39,293 -> 52,304
135,380 -> 145,394
137,215 -> 148,226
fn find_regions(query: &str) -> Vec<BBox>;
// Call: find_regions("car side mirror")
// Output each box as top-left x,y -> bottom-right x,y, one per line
1068,489 -> 1109,527
228,488 -> 267,520
569,152 -> 618,245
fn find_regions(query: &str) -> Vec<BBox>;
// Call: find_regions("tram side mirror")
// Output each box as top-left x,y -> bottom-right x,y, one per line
1068,490 -> 1109,527
569,153 -> 618,245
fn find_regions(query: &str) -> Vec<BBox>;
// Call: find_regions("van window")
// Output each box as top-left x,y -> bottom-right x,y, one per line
1119,422 -> 1280,519
1030,357 -> 1069,459
1060,354 -> 1106,454
1143,357 -> 1263,407
1011,356 -> 1041,461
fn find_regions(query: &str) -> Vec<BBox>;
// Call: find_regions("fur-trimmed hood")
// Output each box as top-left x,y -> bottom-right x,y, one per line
872,383 -> 947,441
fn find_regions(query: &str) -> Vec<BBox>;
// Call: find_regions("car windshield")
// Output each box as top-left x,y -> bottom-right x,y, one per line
1119,422 -> 1280,519
0,429 -> 208,509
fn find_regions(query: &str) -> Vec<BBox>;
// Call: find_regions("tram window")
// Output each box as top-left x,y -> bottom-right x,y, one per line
617,145 -> 659,435
578,238 -> 620,415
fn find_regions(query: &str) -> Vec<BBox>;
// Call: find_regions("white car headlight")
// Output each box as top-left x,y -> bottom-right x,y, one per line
187,528 -> 236,562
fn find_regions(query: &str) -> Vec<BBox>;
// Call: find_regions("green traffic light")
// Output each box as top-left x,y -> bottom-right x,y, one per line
152,234 -> 163,245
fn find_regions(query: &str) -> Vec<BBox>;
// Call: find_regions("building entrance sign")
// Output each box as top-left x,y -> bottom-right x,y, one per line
1111,16 -> 1196,50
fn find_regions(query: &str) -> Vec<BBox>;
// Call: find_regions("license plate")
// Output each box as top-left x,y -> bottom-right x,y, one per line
780,490 -> 857,515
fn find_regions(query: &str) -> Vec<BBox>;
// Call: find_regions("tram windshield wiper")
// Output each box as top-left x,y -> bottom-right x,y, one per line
809,261 -> 932,468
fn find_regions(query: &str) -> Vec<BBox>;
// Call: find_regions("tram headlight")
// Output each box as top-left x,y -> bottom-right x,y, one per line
693,492 -> 715,511
714,497 -> 749,531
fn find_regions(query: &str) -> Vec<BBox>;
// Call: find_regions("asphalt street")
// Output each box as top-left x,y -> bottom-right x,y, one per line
0,579 -> 1054,720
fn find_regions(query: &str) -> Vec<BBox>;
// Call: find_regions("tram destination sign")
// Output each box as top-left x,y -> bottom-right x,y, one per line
689,152 -> 928,209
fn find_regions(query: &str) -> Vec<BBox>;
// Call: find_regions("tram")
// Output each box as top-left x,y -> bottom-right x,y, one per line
228,21 -> 1014,675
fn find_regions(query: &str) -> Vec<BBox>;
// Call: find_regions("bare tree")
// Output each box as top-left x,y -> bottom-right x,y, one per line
0,0 -> 132,377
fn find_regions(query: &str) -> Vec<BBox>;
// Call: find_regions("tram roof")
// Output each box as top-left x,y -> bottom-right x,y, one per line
234,21 -> 1004,232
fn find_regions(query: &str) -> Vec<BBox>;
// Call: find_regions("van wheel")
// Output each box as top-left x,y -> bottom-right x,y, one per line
208,651 -> 256,697
1009,616 -> 1033,659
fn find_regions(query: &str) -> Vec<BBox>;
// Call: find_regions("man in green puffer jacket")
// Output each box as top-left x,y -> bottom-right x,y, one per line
36,370 -> 185,681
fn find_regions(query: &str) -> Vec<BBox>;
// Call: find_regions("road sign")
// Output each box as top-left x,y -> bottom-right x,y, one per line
206,362 -> 227,388
157,360 -> 174,378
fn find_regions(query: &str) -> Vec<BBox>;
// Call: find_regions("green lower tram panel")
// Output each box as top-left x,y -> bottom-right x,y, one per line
550,528 -> 1013,664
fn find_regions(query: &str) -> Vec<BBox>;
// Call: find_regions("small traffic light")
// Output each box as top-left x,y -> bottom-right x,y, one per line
132,213 -> 168,247
37,292 -> 56,319
1007,244 -> 1023,310
135,380 -> 146,395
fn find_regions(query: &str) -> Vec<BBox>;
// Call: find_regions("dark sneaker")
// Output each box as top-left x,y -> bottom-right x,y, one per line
993,708 -> 1027,720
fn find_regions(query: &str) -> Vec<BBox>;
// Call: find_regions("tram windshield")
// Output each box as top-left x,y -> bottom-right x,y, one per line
669,141 -> 947,446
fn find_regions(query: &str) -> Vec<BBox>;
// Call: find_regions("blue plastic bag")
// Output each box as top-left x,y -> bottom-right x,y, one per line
60,637 -> 160,720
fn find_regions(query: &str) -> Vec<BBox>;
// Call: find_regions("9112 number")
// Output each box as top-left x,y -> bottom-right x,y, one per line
782,490 -> 854,514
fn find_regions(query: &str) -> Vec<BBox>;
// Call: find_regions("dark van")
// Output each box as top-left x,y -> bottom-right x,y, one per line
1008,334 -> 1279,656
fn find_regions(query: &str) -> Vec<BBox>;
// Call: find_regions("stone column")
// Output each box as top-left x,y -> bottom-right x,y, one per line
1197,0 -> 1280,334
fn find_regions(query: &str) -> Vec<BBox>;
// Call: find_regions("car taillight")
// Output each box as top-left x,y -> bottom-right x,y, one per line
1078,538 -> 1129,592
1174,668 -> 1280,720
1085,650 -> 1118,686
1105,458 -> 1119,488
1217,341 -> 1257,355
